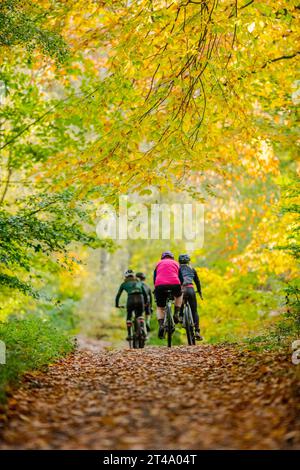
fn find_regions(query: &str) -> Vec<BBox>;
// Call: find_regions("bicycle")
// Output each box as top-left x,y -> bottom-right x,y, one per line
182,295 -> 195,346
119,306 -> 146,349
163,290 -> 175,347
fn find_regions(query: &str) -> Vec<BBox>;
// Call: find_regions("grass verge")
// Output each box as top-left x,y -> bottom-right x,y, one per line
0,314 -> 74,403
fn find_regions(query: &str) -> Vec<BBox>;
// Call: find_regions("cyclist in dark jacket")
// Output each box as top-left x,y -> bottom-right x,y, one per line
178,254 -> 203,341
136,272 -> 153,332
115,269 -> 148,340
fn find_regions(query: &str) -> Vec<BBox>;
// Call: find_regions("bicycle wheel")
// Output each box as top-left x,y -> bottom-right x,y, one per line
128,325 -> 133,349
138,335 -> 145,349
137,320 -> 146,349
188,324 -> 196,345
166,304 -> 173,348
132,318 -> 138,348
184,304 -> 195,346
189,307 -> 196,345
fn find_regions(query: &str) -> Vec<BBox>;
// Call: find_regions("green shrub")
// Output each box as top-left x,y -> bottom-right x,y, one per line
0,314 -> 74,402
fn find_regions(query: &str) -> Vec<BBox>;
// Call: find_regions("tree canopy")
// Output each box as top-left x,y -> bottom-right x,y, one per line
0,0 -> 298,340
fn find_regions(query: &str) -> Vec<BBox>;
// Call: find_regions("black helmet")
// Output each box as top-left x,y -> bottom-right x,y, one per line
124,269 -> 135,278
178,254 -> 190,264
136,272 -> 146,280
161,251 -> 174,260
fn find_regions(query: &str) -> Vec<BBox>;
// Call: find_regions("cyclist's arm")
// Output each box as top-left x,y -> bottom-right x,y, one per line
153,268 -> 157,285
193,269 -> 203,298
115,284 -> 124,307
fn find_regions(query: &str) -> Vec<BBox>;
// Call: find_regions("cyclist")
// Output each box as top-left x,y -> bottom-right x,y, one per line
178,254 -> 203,341
136,272 -> 153,332
115,269 -> 148,341
153,251 -> 183,339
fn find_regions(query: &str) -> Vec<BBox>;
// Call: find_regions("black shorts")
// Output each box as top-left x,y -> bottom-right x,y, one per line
154,284 -> 182,308
126,294 -> 144,321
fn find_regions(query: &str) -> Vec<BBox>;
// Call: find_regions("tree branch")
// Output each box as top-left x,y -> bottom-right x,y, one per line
261,52 -> 300,68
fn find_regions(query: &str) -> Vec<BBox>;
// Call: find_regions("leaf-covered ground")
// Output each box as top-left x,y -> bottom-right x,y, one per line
0,344 -> 299,449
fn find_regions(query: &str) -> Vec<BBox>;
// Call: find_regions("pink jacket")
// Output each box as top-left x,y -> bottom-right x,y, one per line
154,259 -> 181,286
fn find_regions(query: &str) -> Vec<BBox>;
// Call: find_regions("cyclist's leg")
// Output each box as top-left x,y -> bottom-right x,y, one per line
135,299 -> 146,337
185,287 -> 197,324
186,287 -> 202,340
145,304 -> 151,332
126,301 -> 134,340
172,284 -> 183,323
154,286 -> 167,338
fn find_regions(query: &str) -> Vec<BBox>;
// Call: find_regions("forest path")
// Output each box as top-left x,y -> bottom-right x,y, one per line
0,344 -> 299,449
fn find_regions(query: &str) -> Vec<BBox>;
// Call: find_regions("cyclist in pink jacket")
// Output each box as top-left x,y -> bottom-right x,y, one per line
153,251 -> 183,339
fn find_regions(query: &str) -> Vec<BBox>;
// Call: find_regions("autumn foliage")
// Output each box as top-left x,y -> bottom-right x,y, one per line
0,0 -> 299,404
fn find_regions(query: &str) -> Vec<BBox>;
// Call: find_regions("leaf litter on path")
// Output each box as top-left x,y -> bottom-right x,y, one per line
0,344 -> 299,449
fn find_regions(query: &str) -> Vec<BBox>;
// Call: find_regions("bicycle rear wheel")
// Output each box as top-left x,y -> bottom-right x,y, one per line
136,317 -> 146,348
184,304 -> 195,346
138,322 -> 145,348
128,328 -> 133,349
132,319 -> 138,348
166,305 -> 173,348
186,325 -> 195,346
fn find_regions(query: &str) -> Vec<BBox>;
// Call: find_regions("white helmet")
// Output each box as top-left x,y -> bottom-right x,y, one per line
124,269 -> 135,278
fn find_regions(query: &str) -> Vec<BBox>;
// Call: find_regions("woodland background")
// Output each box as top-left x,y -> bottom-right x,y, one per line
0,0 -> 299,400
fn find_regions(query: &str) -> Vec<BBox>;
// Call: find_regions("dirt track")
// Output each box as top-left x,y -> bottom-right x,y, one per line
0,344 -> 299,449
